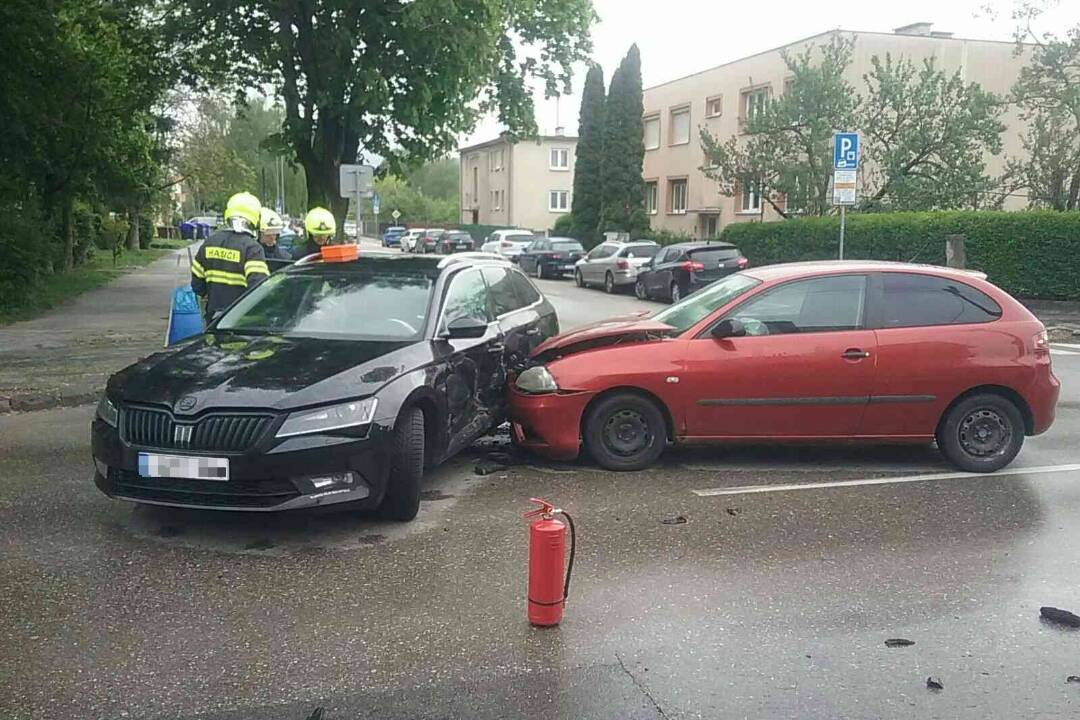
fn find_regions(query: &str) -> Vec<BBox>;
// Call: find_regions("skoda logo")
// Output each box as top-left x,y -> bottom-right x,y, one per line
177,396 -> 198,412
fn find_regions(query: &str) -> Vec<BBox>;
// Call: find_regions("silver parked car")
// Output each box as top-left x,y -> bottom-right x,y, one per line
574,240 -> 660,293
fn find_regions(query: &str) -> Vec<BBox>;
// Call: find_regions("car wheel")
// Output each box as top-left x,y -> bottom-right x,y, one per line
604,272 -> 616,294
534,261 -> 545,280
634,278 -> 648,300
936,393 -> 1025,473
584,393 -> 667,471
379,406 -> 424,521
575,269 -> 585,288
670,282 -> 682,304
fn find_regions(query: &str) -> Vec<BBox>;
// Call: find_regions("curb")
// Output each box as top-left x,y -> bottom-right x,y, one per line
0,389 -> 102,415
1048,326 -> 1080,343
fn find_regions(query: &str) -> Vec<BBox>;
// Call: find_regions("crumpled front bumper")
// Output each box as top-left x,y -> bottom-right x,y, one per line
507,386 -> 594,461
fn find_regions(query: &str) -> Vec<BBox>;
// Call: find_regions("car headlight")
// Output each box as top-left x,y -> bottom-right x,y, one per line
96,396 -> 118,427
516,366 -> 559,394
276,398 -> 379,438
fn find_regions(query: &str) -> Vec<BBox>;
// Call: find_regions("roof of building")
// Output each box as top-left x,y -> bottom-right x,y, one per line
458,133 -> 579,154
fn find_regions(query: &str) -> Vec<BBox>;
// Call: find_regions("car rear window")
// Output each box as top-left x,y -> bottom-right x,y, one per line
689,248 -> 740,263
880,273 -> 1002,328
505,234 -> 535,244
552,240 -> 584,251
216,270 -> 433,341
622,245 -> 659,258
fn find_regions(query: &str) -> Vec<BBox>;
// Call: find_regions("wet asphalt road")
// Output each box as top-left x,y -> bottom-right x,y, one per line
2,273 -> 1080,720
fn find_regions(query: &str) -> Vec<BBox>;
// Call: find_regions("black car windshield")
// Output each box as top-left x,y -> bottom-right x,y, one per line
553,240 -> 584,251
652,273 -> 760,333
215,270 -> 434,341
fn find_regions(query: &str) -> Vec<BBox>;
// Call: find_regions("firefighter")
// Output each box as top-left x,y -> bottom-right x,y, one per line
258,207 -> 291,260
294,207 -> 337,260
190,191 -> 270,322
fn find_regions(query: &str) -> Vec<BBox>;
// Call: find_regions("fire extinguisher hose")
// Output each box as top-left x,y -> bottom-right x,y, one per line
558,509 -> 576,604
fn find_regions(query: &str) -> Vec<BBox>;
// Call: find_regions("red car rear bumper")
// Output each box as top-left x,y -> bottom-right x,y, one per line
508,387 -> 594,461
1027,366 -> 1060,435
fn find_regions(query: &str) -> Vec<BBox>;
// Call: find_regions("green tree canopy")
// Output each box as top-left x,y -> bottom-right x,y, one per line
599,45 -> 648,235
571,64 -> 606,245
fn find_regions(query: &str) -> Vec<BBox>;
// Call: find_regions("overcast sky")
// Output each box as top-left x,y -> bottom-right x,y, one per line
460,0 -> 1077,146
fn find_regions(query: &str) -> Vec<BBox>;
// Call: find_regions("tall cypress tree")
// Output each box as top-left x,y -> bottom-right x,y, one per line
599,44 -> 648,236
571,64 -> 605,246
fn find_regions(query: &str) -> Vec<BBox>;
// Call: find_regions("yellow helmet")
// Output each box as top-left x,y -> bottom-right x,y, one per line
259,207 -> 284,235
224,192 -> 262,227
305,207 -> 336,237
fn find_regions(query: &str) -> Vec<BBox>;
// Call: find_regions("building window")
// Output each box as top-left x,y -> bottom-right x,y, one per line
643,115 -> 660,150
488,148 -> 504,172
548,190 -> 569,212
706,95 -> 723,118
644,181 -> 658,215
740,179 -> 761,213
668,179 -> 687,215
670,107 -> 690,146
491,190 -> 503,211
741,87 -> 770,125
549,147 -> 570,170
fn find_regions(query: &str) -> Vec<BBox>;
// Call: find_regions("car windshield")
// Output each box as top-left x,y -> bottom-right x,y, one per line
215,269 -> 434,341
625,245 -> 659,258
652,273 -> 760,333
552,240 -> 584,251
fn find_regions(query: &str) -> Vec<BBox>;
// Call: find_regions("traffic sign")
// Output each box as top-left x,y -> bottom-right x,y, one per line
372,191 -> 380,215
833,132 -> 859,170
832,169 -> 857,206
339,164 -> 374,199
391,209 -> 401,221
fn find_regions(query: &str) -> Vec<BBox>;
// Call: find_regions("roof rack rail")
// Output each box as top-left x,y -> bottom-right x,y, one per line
437,251 -> 509,269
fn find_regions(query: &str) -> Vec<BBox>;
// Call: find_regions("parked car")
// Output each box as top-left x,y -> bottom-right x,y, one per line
517,237 -> 585,279
92,253 -> 558,521
436,230 -> 476,254
484,229 -> 537,261
415,228 -> 446,254
382,226 -> 407,247
574,240 -> 660,293
399,229 -> 424,253
510,261 -> 1058,474
635,241 -> 748,303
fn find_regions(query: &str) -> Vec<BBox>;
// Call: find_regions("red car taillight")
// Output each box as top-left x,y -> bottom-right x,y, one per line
1033,330 -> 1050,359
682,261 -> 705,272
737,256 -> 749,268
501,241 -> 512,248
616,259 -> 629,270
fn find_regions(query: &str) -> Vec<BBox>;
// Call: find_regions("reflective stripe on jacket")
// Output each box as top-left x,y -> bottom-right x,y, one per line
190,229 -> 269,319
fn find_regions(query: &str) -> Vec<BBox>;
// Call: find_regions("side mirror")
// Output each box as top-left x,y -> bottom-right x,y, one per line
444,316 -> 488,340
711,318 -> 746,339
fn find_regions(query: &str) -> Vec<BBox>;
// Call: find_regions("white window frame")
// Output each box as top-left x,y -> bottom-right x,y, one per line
548,190 -> 569,213
549,147 -> 570,170
643,115 -> 661,150
668,178 -> 688,215
742,88 -> 770,124
739,179 -> 762,214
644,181 -> 658,216
705,94 -> 723,118
669,106 -> 691,146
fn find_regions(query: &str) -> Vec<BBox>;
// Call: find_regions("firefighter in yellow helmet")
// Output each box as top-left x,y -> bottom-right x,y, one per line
190,192 -> 270,322
257,207 -> 291,260
294,207 -> 337,260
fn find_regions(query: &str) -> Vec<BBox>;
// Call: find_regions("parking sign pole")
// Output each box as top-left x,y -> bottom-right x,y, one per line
839,206 -> 846,260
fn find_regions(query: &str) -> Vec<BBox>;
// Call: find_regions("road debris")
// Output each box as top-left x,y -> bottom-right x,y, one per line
885,638 -> 915,648
1040,606 -> 1080,627
926,677 -> 944,691
725,507 -> 740,516
660,515 -> 688,525
1067,676 -> 1080,684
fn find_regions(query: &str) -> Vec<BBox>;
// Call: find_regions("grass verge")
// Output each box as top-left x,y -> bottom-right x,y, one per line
0,248 -> 171,325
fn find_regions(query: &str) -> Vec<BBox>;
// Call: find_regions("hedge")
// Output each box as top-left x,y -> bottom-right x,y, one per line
719,211 -> 1080,300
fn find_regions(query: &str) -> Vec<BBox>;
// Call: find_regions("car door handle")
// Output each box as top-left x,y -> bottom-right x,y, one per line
841,348 -> 871,360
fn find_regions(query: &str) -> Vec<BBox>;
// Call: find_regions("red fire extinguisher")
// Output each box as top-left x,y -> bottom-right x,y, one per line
524,497 -> 576,627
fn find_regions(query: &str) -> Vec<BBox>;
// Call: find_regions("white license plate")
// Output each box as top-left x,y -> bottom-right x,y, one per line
138,453 -> 229,481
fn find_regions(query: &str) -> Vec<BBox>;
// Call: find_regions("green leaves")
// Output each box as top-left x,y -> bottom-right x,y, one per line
599,45 -> 648,236
571,64 -> 605,244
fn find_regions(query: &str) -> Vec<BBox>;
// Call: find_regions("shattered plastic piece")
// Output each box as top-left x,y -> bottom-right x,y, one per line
660,515 -> 688,525
1067,676 -> 1080,684
474,460 -> 508,476
725,507 -> 740,516
885,638 -> 915,648
306,707 -> 325,720
926,677 -> 944,691
1040,607 -> 1080,627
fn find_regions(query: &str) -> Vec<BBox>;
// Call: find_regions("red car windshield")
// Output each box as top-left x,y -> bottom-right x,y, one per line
652,273 -> 760,333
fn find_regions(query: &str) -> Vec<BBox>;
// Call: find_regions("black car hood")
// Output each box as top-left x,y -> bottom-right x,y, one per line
109,333 -> 420,413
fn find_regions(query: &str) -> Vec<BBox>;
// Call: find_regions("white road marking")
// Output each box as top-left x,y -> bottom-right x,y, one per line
1051,347 -> 1080,356
691,463 -> 1080,497
1054,342 -> 1080,350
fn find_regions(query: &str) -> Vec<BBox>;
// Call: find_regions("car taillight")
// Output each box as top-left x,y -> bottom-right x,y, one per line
737,256 -> 749,268
1033,330 -> 1050,359
501,241 -> 512,248
616,259 -> 629,270
682,261 -> 705,272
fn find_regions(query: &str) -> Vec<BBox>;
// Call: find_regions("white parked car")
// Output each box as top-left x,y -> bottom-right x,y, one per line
399,229 -> 424,253
484,229 -> 537,261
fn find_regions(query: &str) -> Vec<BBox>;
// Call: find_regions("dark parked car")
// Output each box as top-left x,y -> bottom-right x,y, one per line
92,253 -> 558,521
635,241 -> 748,303
435,230 -> 476,254
415,229 -> 446,254
518,237 -> 585,279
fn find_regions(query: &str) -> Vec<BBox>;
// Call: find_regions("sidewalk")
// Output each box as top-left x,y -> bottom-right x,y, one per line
0,249 -> 189,413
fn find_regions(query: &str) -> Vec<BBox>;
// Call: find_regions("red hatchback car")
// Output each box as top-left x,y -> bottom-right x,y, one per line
509,262 -> 1059,473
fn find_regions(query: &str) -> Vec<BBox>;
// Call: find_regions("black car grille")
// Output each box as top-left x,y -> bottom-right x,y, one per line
109,469 -> 299,508
122,407 -> 273,453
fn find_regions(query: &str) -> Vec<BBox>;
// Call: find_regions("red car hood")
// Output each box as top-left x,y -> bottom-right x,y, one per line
532,315 -> 674,362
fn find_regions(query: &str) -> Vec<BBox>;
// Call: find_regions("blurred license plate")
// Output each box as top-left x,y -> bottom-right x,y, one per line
138,453 -> 229,481
456,242 -> 470,248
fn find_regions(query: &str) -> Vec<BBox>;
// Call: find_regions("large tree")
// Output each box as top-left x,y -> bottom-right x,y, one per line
166,0 -> 595,238
598,45 -> 648,235
859,54 -> 1005,211
701,35 -> 857,218
571,64 -> 606,244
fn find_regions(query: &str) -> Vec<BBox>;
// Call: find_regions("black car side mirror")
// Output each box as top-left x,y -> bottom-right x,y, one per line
711,318 -> 746,339
444,316 -> 488,339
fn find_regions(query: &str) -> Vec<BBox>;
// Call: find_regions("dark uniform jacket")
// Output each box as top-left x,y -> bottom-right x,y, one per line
293,238 -> 325,261
191,229 -> 270,321
261,241 -> 292,261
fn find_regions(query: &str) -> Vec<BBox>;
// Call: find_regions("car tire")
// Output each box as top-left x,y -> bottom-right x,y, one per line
575,269 -> 585,288
634,278 -> 648,300
936,393 -> 1025,473
584,393 -> 667,471
670,282 -> 682,304
604,272 -> 616,294
380,406 -> 424,521
534,262 -> 545,280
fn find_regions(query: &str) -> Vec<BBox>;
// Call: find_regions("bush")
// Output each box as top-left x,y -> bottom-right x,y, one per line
720,211 -> 1080,300
638,227 -> 694,247
457,224 -> 520,242
551,213 -> 575,237
0,195 -> 46,309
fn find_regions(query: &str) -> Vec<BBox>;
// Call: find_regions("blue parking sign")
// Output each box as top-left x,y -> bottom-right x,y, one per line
834,132 -> 859,170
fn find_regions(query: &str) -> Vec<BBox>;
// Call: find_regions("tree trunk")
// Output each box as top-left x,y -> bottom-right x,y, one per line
303,155 -> 351,242
62,193 -> 75,271
127,208 -> 140,251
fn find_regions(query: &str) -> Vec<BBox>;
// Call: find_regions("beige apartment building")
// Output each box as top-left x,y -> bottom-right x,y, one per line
459,133 -> 577,232
642,23 -> 1032,237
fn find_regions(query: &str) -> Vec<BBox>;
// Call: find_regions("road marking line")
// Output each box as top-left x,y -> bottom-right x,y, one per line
1051,348 -> 1080,356
691,463 -> 1080,497
1054,343 -> 1080,350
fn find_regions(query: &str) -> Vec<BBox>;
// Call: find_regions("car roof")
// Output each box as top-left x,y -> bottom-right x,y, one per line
547,237 -> 582,243
606,239 -> 658,246
493,229 -> 535,236
669,241 -> 736,251
743,260 -> 989,283
288,250 -> 512,277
